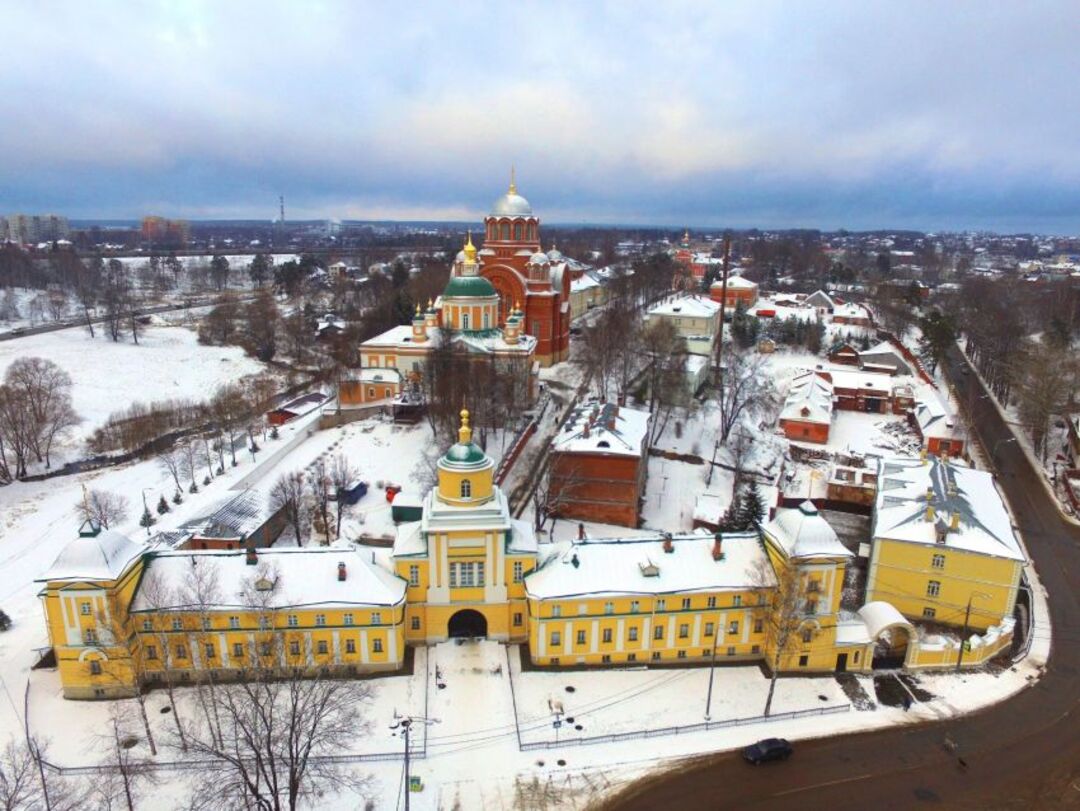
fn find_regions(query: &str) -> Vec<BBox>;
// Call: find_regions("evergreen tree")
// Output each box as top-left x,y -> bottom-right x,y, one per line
719,493 -> 743,532
140,505 -> 156,530
156,494 -> 170,515
739,480 -> 766,529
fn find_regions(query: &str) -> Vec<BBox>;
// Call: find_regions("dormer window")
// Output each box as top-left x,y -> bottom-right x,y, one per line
460,479 -> 472,499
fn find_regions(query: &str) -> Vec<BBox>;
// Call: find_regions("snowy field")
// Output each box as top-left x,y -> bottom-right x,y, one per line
0,325 -> 269,452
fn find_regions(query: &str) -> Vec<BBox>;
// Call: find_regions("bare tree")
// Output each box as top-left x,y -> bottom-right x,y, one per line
1010,340 -> 1078,462
308,457 -> 334,543
179,438 -> 201,493
211,383 -> 249,467
270,471 -> 306,545
3,357 -> 79,468
180,673 -> 372,811
134,571 -> 188,751
640,319 -> 686,444
717,344 -> 778,443
329,453 -> 358,536
0,288 -> 20,322
93,703 -> 157,811
74,488 -> 129,530
0,734 -> 84,811
157,446 -> 184,500
0,736 -> 41,811
752,556 -> 807,717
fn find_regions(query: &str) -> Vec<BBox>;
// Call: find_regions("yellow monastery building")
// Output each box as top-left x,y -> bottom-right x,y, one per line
36,423 -> 1020,699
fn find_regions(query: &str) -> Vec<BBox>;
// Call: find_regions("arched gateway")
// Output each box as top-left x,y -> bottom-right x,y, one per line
448,609 -> 488,639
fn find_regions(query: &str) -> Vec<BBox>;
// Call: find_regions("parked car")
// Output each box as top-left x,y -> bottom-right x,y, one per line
742,738 -> 793,764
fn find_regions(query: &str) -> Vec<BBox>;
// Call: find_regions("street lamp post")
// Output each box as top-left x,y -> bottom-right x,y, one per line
956,591 -> 992,672
704,606 -> 724,721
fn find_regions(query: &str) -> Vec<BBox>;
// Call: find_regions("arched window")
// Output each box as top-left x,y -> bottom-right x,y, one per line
513,222 -> 522,240
460,479 -> 472,499
500,222 -> 510,240
528,223 -> 536,241
462,312 -> 470,330
483,311 -> 489,329
488,222 -> 495,240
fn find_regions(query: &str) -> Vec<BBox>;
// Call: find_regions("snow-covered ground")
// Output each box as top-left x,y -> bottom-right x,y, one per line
0,324 -> 270,455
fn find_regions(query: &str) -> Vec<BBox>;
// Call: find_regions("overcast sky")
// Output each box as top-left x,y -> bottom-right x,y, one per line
2,1 -> 1079,233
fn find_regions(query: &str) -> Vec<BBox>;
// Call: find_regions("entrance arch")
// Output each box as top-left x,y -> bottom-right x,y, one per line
858,601 -> 918,669
448,609 -> 488,639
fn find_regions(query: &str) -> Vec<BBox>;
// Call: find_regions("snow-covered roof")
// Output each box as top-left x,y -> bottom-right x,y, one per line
524,531 -> 772,600
780,371 -> 833,425
130,544 -> 406,612
835,619 -> 873,646
553,401 -> 650,457
822,367 -> 896,393
179,490 -> 277,542
859,342 -> 913,375
873,456 -> 1024,561
648,294 -> 721,319
361,324 -> 536,355
805,290 -> 836,309
763,501 -> 853,560
710,275 -> 757,290
856,601 -> 912,639
570,275 -> 601,293
913,396 -> 954,438
39,530 -> 146,583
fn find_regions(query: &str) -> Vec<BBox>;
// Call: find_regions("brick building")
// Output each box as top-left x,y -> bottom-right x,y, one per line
477,174 -> 571,366
548,402 -> 651,527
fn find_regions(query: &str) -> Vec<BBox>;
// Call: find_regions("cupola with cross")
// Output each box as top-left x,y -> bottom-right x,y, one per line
436,408 -> 495,506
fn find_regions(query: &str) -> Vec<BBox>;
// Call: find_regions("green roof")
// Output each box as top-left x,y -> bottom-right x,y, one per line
442,442 -> 488,465
443,275 -> 496,298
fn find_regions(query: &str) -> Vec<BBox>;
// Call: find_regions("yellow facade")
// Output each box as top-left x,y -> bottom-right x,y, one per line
392,409 -> 538,644
527,590 -> 770,666
867,538 -> 1022,632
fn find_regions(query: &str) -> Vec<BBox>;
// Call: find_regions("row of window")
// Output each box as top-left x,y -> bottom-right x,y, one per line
449,561 -> 485,588
139,611 -> 385,632
407,561 -> 527,586
487,221 -> 537,242
548,618 -> 762,647
142,636 -> 386,664
549,594 -> 761,618
546,646 -> 762,665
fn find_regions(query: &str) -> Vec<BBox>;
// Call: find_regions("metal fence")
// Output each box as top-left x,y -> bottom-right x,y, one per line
519,703 -> 851,752
40,743 -> 426,777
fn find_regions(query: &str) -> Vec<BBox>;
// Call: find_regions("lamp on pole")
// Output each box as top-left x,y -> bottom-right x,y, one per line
955,590 -> 992,672
390,713 -> 439,811
141,487 -> 154,536
704,604 -> 725,721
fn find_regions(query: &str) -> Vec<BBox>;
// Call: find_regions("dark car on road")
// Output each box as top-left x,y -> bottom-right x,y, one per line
742,738 -> 793,764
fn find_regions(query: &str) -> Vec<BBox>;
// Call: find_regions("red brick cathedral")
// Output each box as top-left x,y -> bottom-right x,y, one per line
477,173 -> 570,366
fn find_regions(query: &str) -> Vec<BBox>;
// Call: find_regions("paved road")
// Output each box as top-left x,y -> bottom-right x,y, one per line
605,345 -> 1080,810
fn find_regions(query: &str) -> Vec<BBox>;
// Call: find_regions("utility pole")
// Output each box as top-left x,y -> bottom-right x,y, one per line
391,713 -> 438,810
955,591 -> 991,671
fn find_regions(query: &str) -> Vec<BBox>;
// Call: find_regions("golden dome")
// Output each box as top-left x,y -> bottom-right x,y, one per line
463,231 -> 477,263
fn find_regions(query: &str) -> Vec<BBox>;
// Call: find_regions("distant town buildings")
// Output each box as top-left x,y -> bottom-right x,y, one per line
141,215 -> 191,247
1,213 -> 70,243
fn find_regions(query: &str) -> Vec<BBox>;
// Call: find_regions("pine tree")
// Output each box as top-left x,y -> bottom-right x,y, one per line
140,506 -> 156,530
719,493 -> 743,532
156,494 -> 171,515
739,480 -> 766,529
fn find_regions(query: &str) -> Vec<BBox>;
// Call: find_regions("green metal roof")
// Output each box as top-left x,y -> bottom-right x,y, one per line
442,441 -> 488,466
443,275 -> 496,298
